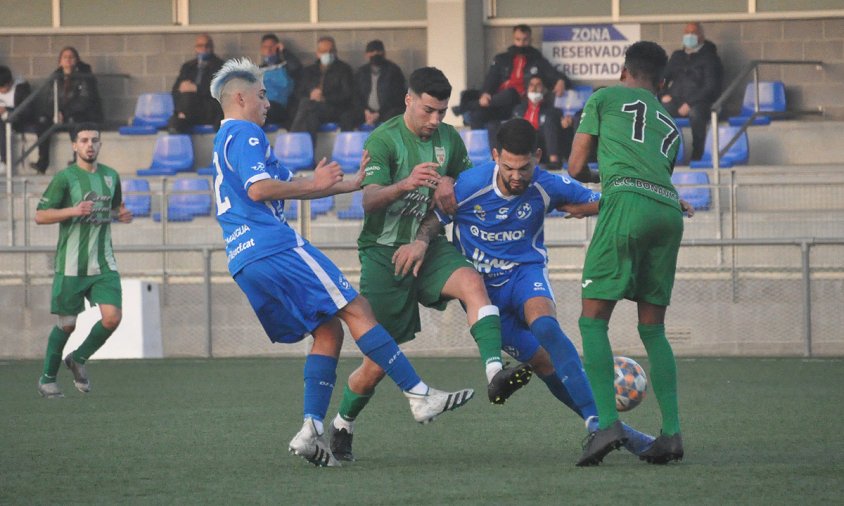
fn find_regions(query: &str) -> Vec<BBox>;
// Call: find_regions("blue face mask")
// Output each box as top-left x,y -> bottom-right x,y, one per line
682,34 -> 699,49
197,52 -> 211,62
263,53 -> 280,65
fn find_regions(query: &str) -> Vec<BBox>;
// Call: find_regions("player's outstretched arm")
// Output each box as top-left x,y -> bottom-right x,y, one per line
299,151 -> 371,199
362,162 -> 441,213
247,158 -> 343,202
392,211 -> 442,277
557,201 -> 599,219
567,133 -> 599,183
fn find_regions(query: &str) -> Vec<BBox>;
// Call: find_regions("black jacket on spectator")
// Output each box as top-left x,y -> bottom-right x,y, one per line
41,61 -> 103,124
482,45 -> 570,96
296,58 -> 355,112
353,59 -> 406,121
662,40 -> 722,107
171,55 -> 224,101
169,54 -> 224,131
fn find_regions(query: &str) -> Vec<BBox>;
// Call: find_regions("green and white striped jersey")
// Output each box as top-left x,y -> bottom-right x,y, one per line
37,164 -> 123,276
358,115 -> 472,248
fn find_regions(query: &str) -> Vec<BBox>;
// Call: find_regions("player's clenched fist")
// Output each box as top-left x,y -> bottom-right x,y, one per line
398,162 -> 441,192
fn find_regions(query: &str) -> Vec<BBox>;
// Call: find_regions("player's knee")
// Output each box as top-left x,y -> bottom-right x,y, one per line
453,267 -> 489,302
101,314 -> 122,330
528,348 -> 555,377
57,315 -> 77,333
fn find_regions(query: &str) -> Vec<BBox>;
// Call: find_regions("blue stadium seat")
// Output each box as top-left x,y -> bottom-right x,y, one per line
675,128 -> 687,166
136,135 -> 195,176
190,124 -> 216,134
121,178 -> 151,217
169,177 -> 212,217
196,165 -> 215,176
274,132 -> 314,172
673,117 -> 690,128
118,93 -> 174,135
152,210 -> 193,222
337,192 -> 364,220
459,129 -> 492,166
554,85 -> 593,116
672,171 -> 711,211
318,122 -> 340,132
310,196 -> 334,216
689,126 -> 749,168
728,81 -> 786,126
332,131 -> 370,173
285,200 -> 298,220
263,123 -> 280,133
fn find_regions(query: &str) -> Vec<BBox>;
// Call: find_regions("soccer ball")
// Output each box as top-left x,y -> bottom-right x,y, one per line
614,356 -> 647,412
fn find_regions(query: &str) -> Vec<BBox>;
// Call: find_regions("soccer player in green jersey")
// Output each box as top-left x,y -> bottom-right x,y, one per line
567,42 -> 695,466
327,67 -> 532,461
35,123 -> 133,398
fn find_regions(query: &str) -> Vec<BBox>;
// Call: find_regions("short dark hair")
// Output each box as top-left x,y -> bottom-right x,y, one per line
624,41 -> 668,88
261,33 -> 279,44
0,66 -> 12,88
497,118 -> 537,156
70,122 -> 100,142
408,67 -> 451,101
513,24 -> 532,35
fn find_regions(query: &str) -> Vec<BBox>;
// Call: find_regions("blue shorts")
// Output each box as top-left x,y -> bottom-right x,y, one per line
485,264 -> 555,362
234,243 -> 358,344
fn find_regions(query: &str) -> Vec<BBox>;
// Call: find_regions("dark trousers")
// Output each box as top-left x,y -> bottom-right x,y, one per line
168,92 -> 222,133
663,99 -> 710,161
290,100 -> 356,145
466,88 -> 521,130
1,117 -> 51,172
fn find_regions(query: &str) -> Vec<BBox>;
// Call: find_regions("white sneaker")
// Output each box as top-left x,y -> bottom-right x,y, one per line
37,380 -> 64,398
288,419 -> 340,467
64,354 -> 90,393
404,387 -> 474,424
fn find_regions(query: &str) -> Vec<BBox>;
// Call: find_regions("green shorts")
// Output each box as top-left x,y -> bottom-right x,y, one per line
359,236 -> 474,344
50,270 -> 122,316
582,192 -> 683,306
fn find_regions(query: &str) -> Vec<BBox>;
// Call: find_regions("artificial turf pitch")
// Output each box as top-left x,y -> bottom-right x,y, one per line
2,357 -> 842,505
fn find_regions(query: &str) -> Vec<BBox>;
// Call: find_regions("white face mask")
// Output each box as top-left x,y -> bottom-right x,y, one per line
682,34 -> 699,49
527,91 -> 543,104
320,52 -> 335,66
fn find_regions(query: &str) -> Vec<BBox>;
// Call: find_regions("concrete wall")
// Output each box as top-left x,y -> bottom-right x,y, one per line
0,28 -> 427,127
484,17 -> 844,119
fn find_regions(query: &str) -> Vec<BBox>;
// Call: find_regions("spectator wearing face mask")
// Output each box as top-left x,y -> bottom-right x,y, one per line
660,22 -> 722,161
168,33 -> 224,133
259,33 -> 302,129
454,24 -> 569,133
512,75 -> 568,170
290,36 -> 356,145
351,40 -> 407,130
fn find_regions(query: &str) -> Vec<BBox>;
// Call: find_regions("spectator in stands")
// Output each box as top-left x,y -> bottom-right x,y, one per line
32,46 -> 104,173
661,22 -> 722,161
352,39 -> 407,129
512,75 -> 569,169
454,25 -> 569,134
259,33 -> 302,129
0,65 -> 50,173
168,33 -> 224,134
290,36 -> 356,145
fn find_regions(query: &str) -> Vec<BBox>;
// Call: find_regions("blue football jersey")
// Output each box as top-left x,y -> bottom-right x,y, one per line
212,119 -> 303,275
437,161 -> 600,280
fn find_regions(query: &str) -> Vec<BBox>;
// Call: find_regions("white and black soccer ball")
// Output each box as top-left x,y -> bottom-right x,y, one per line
614,356 -> 647,412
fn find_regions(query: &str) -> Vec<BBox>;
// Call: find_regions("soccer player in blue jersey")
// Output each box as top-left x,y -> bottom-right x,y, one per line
209,58 -> 474,467
394,118 -> 655,458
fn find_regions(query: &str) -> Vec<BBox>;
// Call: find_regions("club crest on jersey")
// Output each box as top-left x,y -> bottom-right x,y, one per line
517,202 -> 532,220
434,146 -> 446,166
104,177 -> 113,190
473,204 -> 486,221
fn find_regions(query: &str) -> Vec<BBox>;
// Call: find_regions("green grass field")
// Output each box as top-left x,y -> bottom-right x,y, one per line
2,357 -> 842,505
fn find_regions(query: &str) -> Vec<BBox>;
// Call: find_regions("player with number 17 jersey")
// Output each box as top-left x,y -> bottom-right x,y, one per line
212,119 -> 302,275
436,161 -> 600,283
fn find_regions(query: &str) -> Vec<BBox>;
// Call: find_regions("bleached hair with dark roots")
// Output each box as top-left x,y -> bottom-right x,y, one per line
210,58 -> 261,103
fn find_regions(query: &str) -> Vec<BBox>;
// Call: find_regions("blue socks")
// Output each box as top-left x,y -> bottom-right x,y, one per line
531,316 -> 598,419
303,354 -> 337,422
356,324 -> 421,391
538,372 -> 582,417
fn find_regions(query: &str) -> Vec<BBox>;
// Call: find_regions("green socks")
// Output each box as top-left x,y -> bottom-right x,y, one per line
578,317 -> 618,428
337,384 -> 374,421
470,314 -> 503,368
638,323 -> 681,435
72,321 -> 115,365
40,326 -> 72,384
